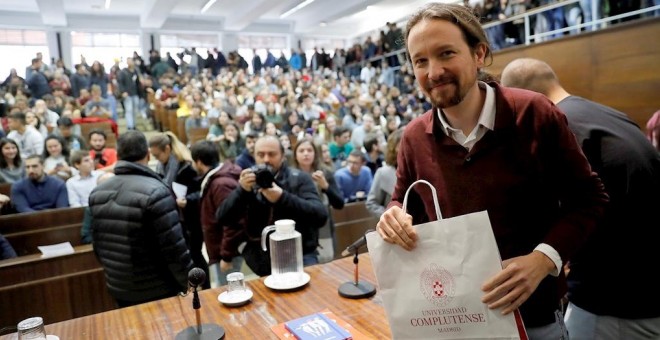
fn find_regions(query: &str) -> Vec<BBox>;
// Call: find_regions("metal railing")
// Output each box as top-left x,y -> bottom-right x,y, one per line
342,2 -> 659,77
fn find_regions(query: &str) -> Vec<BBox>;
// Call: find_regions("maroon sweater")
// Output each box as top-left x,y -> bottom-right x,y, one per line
200,161 -> 245,264
389,83 -> 608,327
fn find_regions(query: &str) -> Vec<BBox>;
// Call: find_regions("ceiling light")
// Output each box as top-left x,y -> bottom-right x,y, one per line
105,0 -> 111,9
200,0 -> 217,14
319,22 -> 327,27
280,0 -> 315,19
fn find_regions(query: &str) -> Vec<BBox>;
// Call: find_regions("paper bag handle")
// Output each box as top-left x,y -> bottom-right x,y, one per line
402,179 -> 443,220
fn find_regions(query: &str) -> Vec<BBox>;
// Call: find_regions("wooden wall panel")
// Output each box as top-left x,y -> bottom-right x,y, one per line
486,17 -> 660,129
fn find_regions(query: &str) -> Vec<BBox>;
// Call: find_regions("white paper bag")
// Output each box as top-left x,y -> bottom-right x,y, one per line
367,180 -> 525,340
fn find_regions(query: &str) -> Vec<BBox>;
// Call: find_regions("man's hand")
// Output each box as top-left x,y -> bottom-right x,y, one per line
481,251 -> 556,315
220,260 -> 232,272
239,168 -> 256,192
376,206 -> 416,250
260,182 -> 283,203
176,197 -> 187,208
0,194 -> 10,208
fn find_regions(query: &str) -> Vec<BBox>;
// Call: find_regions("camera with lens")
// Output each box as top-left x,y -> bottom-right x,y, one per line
250,164 -> 275,189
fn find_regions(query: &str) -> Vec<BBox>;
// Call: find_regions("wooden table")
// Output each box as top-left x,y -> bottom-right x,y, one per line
2,255 -> 391,339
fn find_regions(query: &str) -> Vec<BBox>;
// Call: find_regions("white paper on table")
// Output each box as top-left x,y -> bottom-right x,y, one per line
38,242 -> 75,258
172,182 -> 187,199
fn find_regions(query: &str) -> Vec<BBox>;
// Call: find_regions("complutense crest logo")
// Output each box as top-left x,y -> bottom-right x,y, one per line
420,263 -> 455,307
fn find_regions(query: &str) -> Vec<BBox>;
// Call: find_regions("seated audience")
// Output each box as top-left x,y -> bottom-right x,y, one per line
43,135 -> 73,181
328,126 -> 353,170
363,133 -> 384,176
84,85 -> 112,119
26,111 -> 48,137
54,117 -> 86,151
6,112 -> 44,159
88,129 -> 117,170
66,150 -> 102,207
11,155 -> 69,212
366,128 -> 403,217
0,138 -> 25,184
235,132 -> 258,169
217,122 -> 244,161
334,150 -> 373,203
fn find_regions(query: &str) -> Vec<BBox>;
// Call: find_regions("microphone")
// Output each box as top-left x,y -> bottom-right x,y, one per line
188,267 -> 206,290
176,268 -> 226,339
341,229 -> 375,257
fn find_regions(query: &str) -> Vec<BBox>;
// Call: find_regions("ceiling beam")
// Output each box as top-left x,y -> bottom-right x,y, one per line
223,0 -> 289,31
35,0 -> 67,26
295,0 -> 379,32
141,0 -> 180,29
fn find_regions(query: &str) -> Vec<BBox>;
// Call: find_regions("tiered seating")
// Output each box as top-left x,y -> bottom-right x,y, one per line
0,207 -> 85,256
0,207 -> 115,330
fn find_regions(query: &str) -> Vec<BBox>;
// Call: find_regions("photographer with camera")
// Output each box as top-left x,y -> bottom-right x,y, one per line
216,135 -> 328,276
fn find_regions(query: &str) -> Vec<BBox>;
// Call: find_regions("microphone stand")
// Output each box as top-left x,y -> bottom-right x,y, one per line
175,285 -> 226,340
338,245 -> 377,299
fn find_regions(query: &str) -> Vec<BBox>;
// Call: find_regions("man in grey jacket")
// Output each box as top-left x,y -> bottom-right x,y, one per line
89,130 -> 193,307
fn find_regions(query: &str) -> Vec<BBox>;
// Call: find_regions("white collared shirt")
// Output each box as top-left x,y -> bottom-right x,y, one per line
436,81 -> 562,276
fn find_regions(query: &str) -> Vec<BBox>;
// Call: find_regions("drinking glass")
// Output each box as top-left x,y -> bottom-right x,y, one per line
17,317 -> 46,340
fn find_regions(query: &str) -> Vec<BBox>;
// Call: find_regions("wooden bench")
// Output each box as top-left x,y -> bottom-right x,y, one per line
5,223 -> 83,256
0,207 -> 85,256
0,244 -> 115,329
187,127 -> 209,145
0,183 -> 10,197
0,207 -> 85,235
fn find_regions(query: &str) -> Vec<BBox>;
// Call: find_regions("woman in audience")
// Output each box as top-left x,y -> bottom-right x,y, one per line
263,122 -> 281,137
292,138 -> 344,262
148,131 -> 209,288
342,104 -> 363,130
26,111 -> 48,137
0,138 -> 25,184
366,128 -> 403,217
43,134 -> 73,181
264,102 -> 283,127
243,111 -> 266,136
320,143 -> 334,170
206,111 -> 232,143
281,111 -> 303,135
217,122 -> 244,161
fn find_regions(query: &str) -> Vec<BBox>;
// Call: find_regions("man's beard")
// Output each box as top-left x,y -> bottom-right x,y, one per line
425,75 -> 465,109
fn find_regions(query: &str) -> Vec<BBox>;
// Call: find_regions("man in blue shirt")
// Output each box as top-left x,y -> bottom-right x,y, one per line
11,155 -> 68,212
334,150 -> 373,202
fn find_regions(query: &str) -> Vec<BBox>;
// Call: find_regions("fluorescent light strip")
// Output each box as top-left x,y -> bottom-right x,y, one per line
201,0 -> 218,13
280,0 -> 315,19
105,0 -> 111,9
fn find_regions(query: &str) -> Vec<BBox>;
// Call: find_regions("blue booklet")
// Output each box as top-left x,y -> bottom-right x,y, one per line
284,312 -> 352,340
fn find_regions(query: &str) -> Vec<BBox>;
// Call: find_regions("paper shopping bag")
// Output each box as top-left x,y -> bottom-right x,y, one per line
366,180 -> 526,339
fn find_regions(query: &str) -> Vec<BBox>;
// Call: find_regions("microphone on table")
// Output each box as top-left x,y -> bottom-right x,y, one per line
338,229 -> 377,299
175,268 -> 225,340
341,229 -> 374,257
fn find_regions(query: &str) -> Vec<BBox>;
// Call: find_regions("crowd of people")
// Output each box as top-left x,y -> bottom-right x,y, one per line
1,1 -> 659,338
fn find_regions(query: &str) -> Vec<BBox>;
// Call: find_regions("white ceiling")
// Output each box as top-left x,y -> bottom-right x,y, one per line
0,0 -> 459,39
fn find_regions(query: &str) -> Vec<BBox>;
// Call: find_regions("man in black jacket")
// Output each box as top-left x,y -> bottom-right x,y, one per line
217,135 -> 327,276
89,130 -> 193,307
